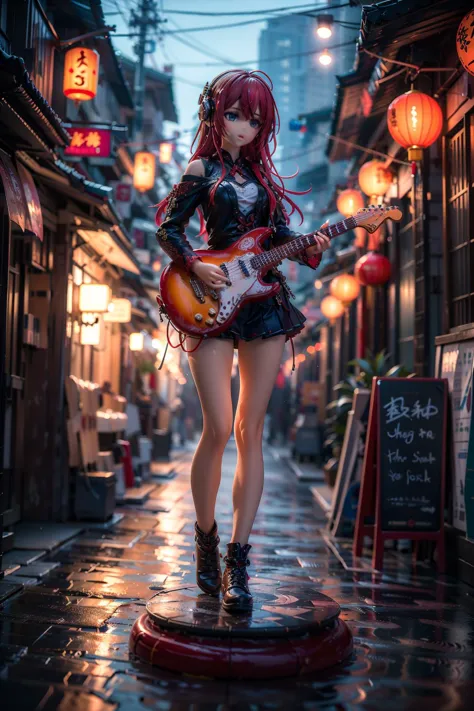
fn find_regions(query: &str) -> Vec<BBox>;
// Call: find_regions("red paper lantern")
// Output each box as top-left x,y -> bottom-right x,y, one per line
329,274 -> 360,306
336,188 -> 364,218
387,90 -> 443,161
63,48 -> 99,101
456,10 -> 474,77
358,160 -> 393,198
355,252 -> 391,286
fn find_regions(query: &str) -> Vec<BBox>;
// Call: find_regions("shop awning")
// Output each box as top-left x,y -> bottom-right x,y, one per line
77,228 -> 140,275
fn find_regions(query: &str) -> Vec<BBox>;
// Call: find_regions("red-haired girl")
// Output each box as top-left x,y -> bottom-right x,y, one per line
156,69 -> 329,613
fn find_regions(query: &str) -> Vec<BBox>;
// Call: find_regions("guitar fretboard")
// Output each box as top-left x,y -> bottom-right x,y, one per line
250,216 -> 357,271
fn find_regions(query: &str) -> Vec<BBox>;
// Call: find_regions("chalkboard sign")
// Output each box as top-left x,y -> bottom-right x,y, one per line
378,379 -> 446,533
353,377 -> 447,572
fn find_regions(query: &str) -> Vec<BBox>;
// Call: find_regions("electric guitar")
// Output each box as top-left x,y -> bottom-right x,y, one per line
158,204 -> 402,338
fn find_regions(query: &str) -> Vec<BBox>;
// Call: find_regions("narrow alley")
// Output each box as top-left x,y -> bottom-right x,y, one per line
1,442 -> 474,709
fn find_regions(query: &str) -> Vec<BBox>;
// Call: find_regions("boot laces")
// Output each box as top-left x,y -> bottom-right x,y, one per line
224,556 -> 250,590
195,529 -> 220,571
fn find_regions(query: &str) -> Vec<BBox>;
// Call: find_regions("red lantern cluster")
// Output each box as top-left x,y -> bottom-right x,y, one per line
355,252 -> 391,287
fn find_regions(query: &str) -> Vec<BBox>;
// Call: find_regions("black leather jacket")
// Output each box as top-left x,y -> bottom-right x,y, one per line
156,150 -> 321,273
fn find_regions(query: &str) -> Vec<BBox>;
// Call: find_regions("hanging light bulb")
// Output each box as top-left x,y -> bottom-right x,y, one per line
316,15 -> 333,39
318,49 -> 333,67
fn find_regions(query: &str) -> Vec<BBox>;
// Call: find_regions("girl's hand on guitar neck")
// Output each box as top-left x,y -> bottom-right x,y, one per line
191,260 -> 229,289
305,222 -> 331,259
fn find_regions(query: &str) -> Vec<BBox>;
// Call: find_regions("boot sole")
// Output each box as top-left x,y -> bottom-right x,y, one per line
222,598 -> 253,613
196,579 -> 222,596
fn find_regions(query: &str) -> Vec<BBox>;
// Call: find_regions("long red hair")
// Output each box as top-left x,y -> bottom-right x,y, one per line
156,69 -> 309,233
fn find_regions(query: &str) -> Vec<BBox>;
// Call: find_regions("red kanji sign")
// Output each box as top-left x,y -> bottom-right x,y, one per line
64,127 -> 112,158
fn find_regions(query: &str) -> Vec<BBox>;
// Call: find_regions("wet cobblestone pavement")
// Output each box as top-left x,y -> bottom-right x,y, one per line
2,442 -> 474,709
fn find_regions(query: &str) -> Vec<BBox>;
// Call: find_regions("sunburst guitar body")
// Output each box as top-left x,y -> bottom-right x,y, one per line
158,205 -> 402,338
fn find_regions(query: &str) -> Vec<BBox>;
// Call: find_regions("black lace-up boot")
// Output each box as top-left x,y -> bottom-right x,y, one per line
222,542 -> 253,613
194,521 -> 222,595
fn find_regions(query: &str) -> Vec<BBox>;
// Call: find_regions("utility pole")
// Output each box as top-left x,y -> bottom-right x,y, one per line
130,0 -> 160,141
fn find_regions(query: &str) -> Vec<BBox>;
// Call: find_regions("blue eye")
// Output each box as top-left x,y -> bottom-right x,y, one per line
224,111 -> 238,122
249,118 -> 261,129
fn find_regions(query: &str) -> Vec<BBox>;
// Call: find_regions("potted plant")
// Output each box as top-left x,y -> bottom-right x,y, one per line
323,351 -> 413,486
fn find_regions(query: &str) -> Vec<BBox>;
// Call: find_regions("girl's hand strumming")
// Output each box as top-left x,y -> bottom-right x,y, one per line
191,260 -> 229,289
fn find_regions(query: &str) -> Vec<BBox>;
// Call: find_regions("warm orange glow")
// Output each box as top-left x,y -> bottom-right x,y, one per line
321,295 -> 345,322
315,342 -> 322,351
307,345 -> 315,354
457,11 -> 474,76
314,279 -> 323,289
358,160 -> 393,198
133,151 -> 156,192
63,48 -> 99,101
159,143 -> 173,164
152,258 -> 162,272
387,90 -> 443,160
330,274 -> 360,306
336,189 -> 364,218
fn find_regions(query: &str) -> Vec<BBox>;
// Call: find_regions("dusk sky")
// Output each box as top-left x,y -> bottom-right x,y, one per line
108,0 -> 333,151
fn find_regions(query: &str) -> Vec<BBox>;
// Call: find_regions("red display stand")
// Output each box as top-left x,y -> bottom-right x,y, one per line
129,582 -> 353,679
353,377 -> 447,572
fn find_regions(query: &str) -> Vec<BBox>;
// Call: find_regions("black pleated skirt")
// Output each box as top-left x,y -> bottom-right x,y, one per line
214,286 -> 306,347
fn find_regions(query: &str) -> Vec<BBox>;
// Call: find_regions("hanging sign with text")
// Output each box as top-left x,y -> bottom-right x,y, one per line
353,377 -> 447,571
64,126 -> 112,158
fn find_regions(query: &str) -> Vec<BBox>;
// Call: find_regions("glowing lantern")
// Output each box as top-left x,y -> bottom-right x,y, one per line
336,188 -> 364,218
387,90 -> 443,161
321,295 -> 345,323
318,49 -> 332,66
133,151 -> 156,192
457,10 -> 474,76
355,252 -> 391,286
80,318 -> 102,346
129,332 -> 144,351
358,160 -> 393,198
152,258 -> 162,272
159,143 -> 173,164
316,15 -> 333,39
63,48 -> 99,101
79,283 -> 110,312
329,274 -> 360,306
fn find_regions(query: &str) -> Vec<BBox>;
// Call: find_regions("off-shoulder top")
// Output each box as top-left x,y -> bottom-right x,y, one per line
156,149 -> 321,273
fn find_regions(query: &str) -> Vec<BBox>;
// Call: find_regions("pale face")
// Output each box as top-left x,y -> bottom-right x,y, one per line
222,101 -> 261,148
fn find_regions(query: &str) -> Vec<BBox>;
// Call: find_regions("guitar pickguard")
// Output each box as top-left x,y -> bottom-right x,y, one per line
215,257 -> 274,325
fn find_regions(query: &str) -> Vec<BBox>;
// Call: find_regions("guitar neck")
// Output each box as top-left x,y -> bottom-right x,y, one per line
250,215 -> 357,271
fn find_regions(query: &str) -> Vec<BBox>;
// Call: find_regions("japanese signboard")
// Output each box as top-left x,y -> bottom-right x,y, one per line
64,126 -> 112,158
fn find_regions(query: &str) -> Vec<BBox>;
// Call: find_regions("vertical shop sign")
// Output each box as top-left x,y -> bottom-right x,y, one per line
17,162 -> 43,241
0,151 -> 27,231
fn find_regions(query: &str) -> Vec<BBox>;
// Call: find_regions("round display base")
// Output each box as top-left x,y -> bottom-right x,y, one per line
129,582 -> 353,679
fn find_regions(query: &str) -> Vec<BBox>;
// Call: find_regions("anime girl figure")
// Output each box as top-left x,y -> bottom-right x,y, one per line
156,69 -> 329,613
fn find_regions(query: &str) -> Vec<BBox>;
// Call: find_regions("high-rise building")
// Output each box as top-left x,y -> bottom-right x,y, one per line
258,4 -> 362,284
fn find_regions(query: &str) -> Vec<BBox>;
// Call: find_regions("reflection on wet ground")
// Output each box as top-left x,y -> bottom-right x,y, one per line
1,442 -> 474,709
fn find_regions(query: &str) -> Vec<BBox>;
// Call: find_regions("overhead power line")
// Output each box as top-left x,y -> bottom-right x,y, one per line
158,3 -> 352,35
160,3 -> 343,16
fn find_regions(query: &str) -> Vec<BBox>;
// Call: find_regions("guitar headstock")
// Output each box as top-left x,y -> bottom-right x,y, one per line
355,204 -> 402,233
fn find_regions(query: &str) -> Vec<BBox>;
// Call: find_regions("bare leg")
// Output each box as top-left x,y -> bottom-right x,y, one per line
232,335 -> 286,544
186,337 -> 234,534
